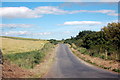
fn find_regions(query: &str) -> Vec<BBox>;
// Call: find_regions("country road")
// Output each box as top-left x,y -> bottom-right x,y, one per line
44,44 -> 119,78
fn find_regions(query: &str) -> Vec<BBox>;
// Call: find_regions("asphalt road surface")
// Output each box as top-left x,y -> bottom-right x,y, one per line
44,44 -> 119,78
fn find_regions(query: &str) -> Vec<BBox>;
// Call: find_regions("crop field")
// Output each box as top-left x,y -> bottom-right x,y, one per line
0,37 -> 48,54
0,36 -> 54,69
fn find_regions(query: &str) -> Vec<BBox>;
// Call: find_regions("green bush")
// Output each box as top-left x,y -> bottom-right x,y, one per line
112,69 -> 120,73
64,22 -> 120,61
49,39 -> 59,45
77,47 -> 88,54
99,55 -> 106,59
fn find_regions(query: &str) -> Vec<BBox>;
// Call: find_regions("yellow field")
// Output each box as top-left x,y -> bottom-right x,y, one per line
0,37 -> 48,54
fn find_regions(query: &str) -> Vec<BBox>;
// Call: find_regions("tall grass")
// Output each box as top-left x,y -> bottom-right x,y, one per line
3,43 -> 54,69
72,44 -> 107,59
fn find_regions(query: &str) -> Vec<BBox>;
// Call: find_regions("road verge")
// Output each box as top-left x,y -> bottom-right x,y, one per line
68,44 -> 120,73
2,43 -> 56,78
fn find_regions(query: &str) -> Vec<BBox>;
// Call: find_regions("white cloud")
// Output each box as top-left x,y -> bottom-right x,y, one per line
1,31 -> 51,36
0,6 -> 118,18
88,10 -> 115,14
2,31 -> 29,35
69,10 -> 118,16
105,20 -> 119,24
61,21 -> 102,25
32,32 -> 51,36
34,6 -> 68,15
0,7 -> 41,18
107,13 -> 120,16
0,24 -> 33,28
63,31 -> 71,34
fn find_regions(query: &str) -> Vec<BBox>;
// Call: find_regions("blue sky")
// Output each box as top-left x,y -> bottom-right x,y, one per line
1,0 -> 119,2
0,2 -> 119,40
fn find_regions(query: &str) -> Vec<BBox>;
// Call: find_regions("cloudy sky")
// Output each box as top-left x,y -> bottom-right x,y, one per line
0,2 -> 119,40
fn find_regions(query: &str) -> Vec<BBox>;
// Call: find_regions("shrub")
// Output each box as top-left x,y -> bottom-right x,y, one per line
112,69 -> 120,73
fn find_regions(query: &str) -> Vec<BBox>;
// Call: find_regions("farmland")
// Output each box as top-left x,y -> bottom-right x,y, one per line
0,36 -> 48,54
0,36 -> 56,78
0,36 -> 55,69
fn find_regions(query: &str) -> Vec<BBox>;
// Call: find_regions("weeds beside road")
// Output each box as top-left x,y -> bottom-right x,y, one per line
69,44 -> 120,73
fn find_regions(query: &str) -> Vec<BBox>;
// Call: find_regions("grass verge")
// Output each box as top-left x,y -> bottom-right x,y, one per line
3,43 -> 54,69
69,44 -> 120,73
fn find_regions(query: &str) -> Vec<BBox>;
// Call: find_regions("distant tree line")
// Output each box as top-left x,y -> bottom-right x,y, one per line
64,22 -> 120,60
48,39 -> 61,45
